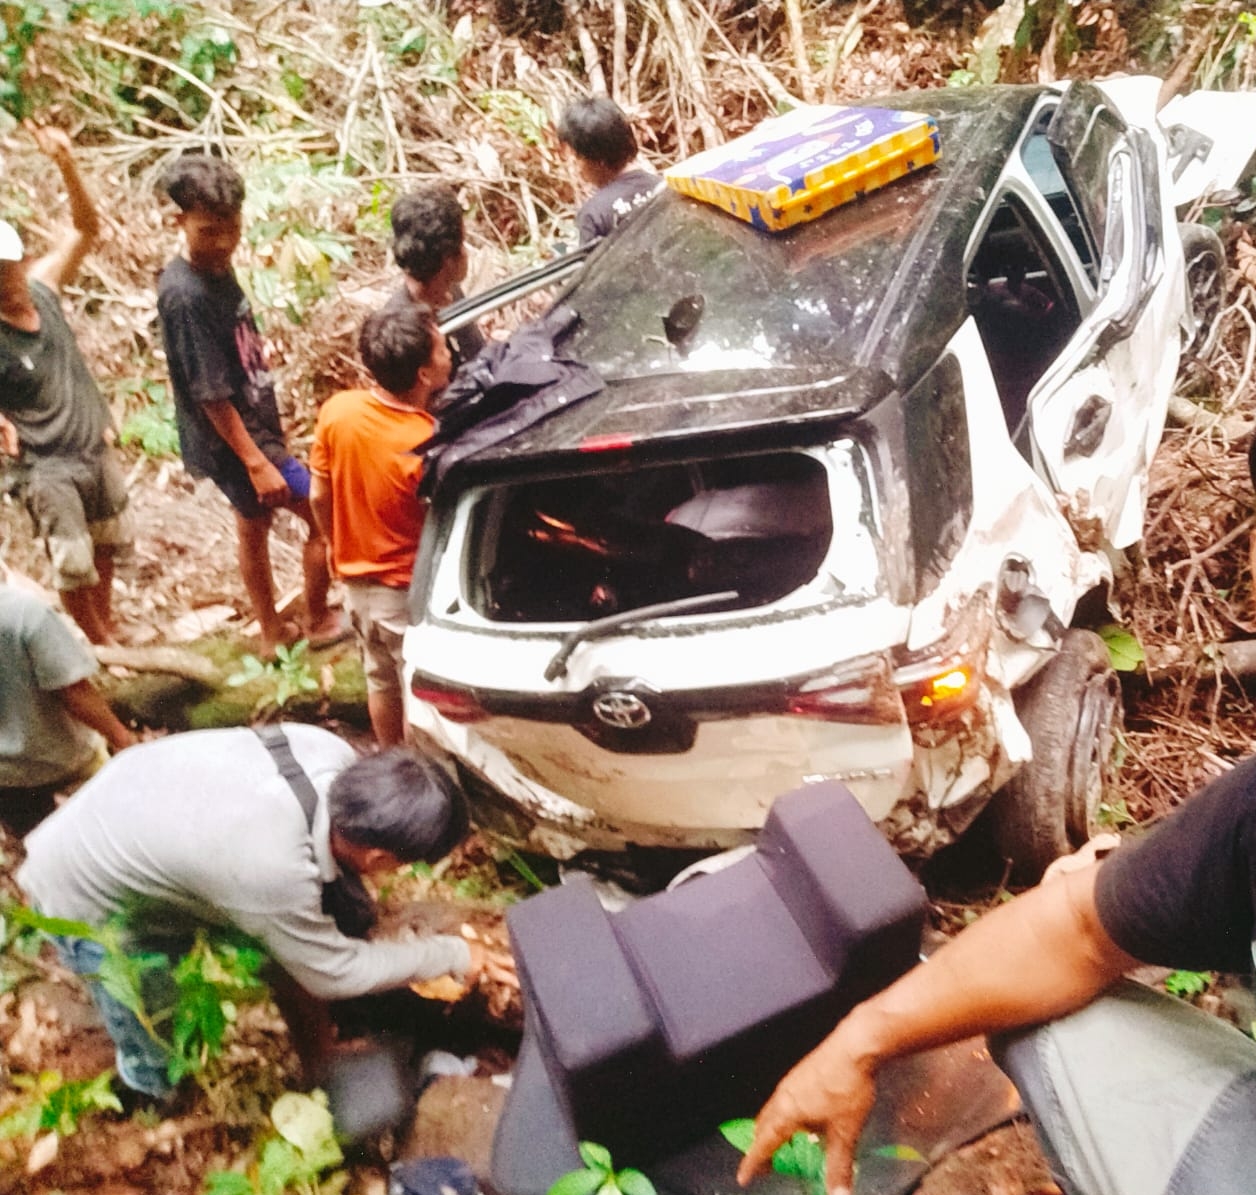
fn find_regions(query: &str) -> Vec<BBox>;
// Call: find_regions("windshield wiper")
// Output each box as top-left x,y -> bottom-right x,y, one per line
544,590 -> 741,682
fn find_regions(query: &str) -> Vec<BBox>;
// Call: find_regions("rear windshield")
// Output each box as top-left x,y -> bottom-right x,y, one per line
463,446 -> 882,624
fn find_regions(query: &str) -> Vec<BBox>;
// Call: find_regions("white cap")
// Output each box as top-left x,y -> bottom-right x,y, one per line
0,221 -> 22,262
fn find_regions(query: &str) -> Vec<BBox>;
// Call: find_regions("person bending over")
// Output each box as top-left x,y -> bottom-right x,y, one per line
18,725 -> 514,1099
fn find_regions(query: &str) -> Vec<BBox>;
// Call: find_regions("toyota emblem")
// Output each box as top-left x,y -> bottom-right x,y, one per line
591,690 -> 652,730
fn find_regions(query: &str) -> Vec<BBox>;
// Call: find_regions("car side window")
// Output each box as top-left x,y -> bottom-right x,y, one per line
1021,114 -> 1095,282
904,355 -> 972,593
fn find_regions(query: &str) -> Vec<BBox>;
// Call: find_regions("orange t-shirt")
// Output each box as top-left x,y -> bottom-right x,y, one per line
309,389 -> 435,589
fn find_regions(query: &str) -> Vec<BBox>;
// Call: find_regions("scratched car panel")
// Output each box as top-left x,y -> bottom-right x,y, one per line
404,78 -> 1254,872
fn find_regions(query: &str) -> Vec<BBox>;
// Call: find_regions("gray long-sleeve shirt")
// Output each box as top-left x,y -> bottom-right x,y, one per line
18,724 -> 470,1000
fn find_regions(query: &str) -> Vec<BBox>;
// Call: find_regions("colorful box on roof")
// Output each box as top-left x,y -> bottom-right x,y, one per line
663,104 -> 941,233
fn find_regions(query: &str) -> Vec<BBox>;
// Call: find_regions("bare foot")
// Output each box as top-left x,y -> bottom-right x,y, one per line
258,618 -> 301,661
306,609 -> 351,649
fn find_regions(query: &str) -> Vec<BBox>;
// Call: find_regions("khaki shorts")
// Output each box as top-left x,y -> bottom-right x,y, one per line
344,581 -> 409,697
23,447 -> 134,591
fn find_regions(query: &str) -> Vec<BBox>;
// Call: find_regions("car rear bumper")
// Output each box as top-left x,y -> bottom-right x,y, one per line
405,682 -> 1028,859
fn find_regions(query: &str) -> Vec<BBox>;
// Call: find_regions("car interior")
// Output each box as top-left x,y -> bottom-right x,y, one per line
967,194 -> 1083,446
466,453 -> 835,623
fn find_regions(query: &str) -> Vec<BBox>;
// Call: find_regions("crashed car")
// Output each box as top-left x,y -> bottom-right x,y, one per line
404,78 -> 1253,877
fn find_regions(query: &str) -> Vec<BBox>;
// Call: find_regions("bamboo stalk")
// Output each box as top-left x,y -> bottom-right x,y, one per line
566,3 -> 608,95
663,0 -> 721,149
337,48 -> 375,174
369,33 -> 408,175
783,0 -> 816,102
612,0 -> 629,104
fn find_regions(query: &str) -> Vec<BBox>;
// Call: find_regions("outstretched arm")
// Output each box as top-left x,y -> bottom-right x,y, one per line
25,125 -> 101,292
737,862 -> 1137,1195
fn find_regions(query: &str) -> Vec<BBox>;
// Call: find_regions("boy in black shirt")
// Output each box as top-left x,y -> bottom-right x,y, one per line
157,156 -> 343,656
556,97 -> 660,244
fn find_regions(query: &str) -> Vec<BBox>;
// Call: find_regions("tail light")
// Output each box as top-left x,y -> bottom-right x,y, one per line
787,601 -> 990,727
891,600 -> 989,725
410,679 -> 488,723
787,653 -> 903,724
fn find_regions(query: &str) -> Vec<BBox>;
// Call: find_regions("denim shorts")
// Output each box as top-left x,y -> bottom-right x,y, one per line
210,453 -> 310,519
53,935 -> 175,1098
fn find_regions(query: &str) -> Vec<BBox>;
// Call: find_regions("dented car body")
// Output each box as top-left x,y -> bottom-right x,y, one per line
404,79 -> 1254,871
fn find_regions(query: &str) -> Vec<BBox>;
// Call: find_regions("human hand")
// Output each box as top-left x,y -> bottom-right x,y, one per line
24,121 -> 74,166
248,458 -> 289,507
462,922 -> 520,991
0,414 -> 19,458
1042,833 -> 1120,884
736,1028 -> 877,1195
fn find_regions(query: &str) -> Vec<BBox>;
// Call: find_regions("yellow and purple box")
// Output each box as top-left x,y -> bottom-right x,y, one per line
663,104 -> 941,233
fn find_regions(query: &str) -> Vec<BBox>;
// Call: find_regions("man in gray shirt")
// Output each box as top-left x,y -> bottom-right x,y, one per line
0,582 -> 135,835
18,724 -> 504,1097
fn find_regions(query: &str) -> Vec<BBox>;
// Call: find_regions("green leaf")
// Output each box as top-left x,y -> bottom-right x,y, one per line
615,1168 -> 657,1195
868,1143 -> 927,1162
271,1090 -> 341,1172
203,1172 -> 256,1195
95,951 -> 155,1020
1165,969 -> 1211,998
3,903 -> 103,943
227,655 -> 268,687
773,1132 -> 825,1181
259,1136 -> 304,1195
719,1118 -> 756,1153
0,1099 -> 42,1140
578,1142 -> 613,1172
1098,623 -> 1145,672
547,1170 -> 605,1195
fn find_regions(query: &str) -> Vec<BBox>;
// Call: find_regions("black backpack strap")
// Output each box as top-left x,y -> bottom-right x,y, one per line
253,725 -> 377,940
255,725 -> 319,830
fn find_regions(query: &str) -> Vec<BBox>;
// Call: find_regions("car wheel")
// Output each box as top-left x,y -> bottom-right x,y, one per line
990,629 -> 1123,882
1179,222 -> 1225,358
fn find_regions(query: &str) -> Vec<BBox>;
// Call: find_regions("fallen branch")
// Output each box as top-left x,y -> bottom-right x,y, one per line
95,644 -> 222,685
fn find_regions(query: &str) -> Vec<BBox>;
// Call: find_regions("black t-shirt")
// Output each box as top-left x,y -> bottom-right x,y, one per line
576,169 -> 661,244
1095,757 -> 1256,975
0,281 -> 110,459
156,257 -> 286,478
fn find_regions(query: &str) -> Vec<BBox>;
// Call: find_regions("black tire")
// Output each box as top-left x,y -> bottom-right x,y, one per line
990,629 -> 1123,883
1179,222 -> 1225,358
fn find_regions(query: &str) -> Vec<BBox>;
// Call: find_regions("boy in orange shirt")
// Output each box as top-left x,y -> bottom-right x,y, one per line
309,304 -> 452,744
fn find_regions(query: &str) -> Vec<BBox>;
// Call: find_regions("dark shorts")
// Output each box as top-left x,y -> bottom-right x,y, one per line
209,453 -> 310,519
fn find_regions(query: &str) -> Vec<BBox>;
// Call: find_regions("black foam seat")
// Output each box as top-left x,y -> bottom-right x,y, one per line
492,781 -> 927,1194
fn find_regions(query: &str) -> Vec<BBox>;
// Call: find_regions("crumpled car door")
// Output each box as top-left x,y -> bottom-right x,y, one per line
1024,83 -> 1172,550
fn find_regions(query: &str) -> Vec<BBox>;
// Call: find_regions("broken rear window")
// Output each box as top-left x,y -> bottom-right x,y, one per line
464,447 -> 882,623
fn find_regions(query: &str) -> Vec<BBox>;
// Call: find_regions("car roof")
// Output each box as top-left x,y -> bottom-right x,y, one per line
451,84 -> 1049,481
